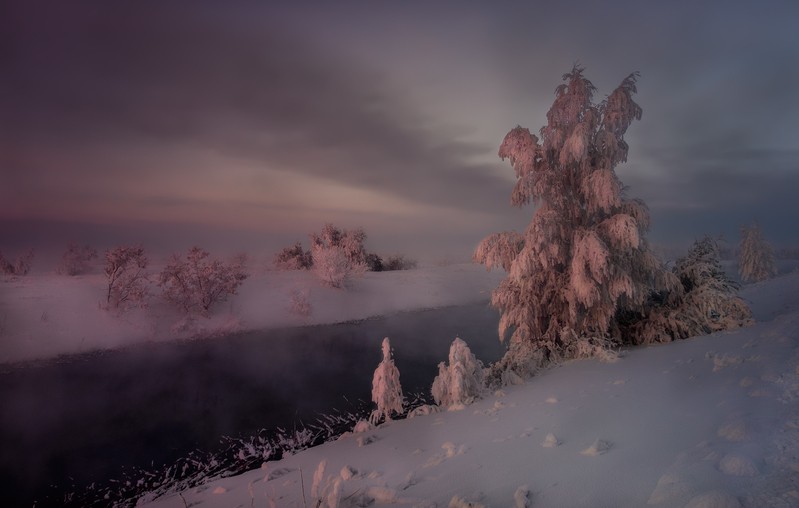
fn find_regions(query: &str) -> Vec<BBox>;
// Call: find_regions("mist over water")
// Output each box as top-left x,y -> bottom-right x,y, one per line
0,302 -> 504,506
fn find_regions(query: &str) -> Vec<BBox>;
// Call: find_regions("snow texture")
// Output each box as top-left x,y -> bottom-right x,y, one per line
139,270 -> 799,508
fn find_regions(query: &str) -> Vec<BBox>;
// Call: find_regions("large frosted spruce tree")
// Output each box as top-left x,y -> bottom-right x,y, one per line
476,67 -> 679,373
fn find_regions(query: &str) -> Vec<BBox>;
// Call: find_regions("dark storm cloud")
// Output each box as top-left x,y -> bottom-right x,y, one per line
1,1 -> 512,217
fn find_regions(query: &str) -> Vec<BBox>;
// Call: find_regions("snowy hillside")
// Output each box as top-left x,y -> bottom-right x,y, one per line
141,271 -> 799,508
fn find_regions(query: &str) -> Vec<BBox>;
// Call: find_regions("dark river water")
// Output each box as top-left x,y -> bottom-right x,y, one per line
0,302 -> 504,507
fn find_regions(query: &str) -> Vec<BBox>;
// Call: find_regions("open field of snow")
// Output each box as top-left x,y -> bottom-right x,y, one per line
0,264 -> 504,365
140,271 -> 799,508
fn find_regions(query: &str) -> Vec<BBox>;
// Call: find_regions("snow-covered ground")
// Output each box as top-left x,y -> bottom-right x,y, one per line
0,264 -> 504,365
139,271 -> 799,508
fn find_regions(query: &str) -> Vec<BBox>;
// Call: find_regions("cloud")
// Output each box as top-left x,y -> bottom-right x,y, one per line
620,145 -> 799,245
1,1 -> 514,222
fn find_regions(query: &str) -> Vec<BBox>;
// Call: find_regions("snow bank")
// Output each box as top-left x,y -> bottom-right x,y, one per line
141,271 -> 799,507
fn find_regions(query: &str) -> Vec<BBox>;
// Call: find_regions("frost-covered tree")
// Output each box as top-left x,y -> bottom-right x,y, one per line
310,224 -> 367,288
310,223 -> 368,266
158,246 -> 248,316
738,223 -> 776,283
58,242 -> 98,275
627,237 -> 752,343
370,337 -> 404,424
476,67 -> 677,372
105,246 -> 149,310
431,338 -> 485,408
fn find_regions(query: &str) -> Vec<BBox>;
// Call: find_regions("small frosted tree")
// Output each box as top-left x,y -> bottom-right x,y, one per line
738,223 -> 776,283
431,338 -> 485,408
476,67 -> 678,373
158,246 -> 248,316
58,243 -> 98,275
105,246 -> 149,310
370,337 -> 404,424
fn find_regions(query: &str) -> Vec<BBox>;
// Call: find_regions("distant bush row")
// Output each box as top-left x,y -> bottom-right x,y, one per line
274,223 -> 416,288
99,245 -> 249,316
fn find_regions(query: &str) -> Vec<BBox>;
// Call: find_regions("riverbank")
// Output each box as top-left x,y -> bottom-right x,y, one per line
0,264 -> 504,364
143,271 -> 799,507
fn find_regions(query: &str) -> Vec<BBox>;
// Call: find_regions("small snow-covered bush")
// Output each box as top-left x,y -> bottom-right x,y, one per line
364,253 -> 384,272
370,337 -> 404,424
158,246 -> 248,316
57,242 -> 98,275
383,254 -> 417,271
309,224 -> 369,287
738,223 -> 776,283
273,242 -> 312,270
0,248 -> 34,277
432,338 -> 485,408
312,244 -> 354,288
310,223 -> 368,265
105,246 -> 149,310
628,237 -> 752,344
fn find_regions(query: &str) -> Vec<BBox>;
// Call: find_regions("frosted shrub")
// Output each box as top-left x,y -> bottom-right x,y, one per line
158,246 -> 248,316
629,237 -> 752,344
311,223 -> 368,265
105,246 -> 149,310
57,242 -> 98,275
312,245 -> 352,288
370,337 -> 404,424
309,223 -> 370,287
0,249 -> 34,277
738,223 -> 776,283
432,338 -> 485,408
476,67 -> 674,372
273,242 -> 312,270
383,255 -> 417,271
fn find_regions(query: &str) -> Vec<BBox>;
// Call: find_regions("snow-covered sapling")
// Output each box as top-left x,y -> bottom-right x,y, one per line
431,337 -> 485,409
370,337 -> 404,425
738,223 -> 776,283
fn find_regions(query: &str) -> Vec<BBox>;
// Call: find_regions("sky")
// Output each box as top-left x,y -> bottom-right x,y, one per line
2,0 -> 799,262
